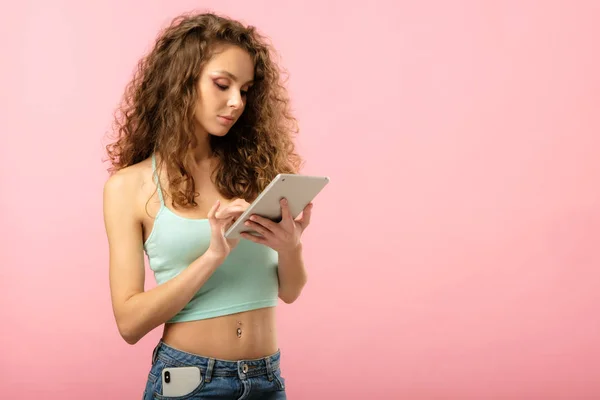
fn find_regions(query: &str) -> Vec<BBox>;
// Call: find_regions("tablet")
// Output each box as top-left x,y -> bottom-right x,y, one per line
224,173 -> 330,240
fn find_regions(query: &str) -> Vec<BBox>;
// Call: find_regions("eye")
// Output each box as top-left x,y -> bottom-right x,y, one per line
215,82 -> 228,91
241,90 -> 248,96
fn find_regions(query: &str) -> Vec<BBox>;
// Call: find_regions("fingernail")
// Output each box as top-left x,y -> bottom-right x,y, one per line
250,216 -> 256,221
281,198 -> 287,205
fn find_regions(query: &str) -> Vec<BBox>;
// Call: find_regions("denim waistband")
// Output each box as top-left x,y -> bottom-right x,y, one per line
152,340 -> 281,382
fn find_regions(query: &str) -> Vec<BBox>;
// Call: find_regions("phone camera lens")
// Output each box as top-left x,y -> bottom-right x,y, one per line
164,371 -> 170,383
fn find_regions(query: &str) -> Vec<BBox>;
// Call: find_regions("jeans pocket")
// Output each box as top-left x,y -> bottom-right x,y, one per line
142,369 -> 158,400
151,363 -> 206,400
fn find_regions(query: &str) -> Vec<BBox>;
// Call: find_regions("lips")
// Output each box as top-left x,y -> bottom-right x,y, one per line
217,115 -> 235,125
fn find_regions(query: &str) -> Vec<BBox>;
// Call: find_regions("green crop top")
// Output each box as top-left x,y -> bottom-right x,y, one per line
143,154 -> 280,323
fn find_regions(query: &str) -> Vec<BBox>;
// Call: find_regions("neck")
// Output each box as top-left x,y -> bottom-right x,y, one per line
190,144 -> 212,164
190,127 -> 213,164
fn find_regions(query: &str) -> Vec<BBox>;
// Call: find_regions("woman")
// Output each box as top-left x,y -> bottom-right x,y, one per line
103,11 -> 312,399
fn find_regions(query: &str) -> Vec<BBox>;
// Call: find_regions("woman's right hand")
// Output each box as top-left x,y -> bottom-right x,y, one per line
206,199 -> 249,259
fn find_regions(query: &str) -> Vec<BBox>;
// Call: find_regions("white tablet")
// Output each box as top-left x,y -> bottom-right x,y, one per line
224,173 -> 330,239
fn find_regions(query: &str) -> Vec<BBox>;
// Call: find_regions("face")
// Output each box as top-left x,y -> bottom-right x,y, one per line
194,44 -> 255,138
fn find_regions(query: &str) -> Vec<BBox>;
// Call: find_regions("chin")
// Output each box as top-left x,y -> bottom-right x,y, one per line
195,118 -> 231,138
209,126 -> 231,137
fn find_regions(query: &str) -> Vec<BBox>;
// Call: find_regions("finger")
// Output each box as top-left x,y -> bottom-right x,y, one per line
280,198 -> 293,223
241,232 -> 268,245
221,198 -> 250,214
207,200 -> 220,220
216,205 -> 246,219
227,198 -> 250,209
249,214 -> 280,232
298,203 -> 313,228
233,198 -> 250,206
245,220 -> 273,238
224,216 -> 237,231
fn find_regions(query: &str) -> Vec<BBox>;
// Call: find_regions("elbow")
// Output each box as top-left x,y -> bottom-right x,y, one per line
279,279 -> 307,304
122,331 -> 141,345
280,293 -> 298,304
280,293 -> 300,304
116,318 -> 142,345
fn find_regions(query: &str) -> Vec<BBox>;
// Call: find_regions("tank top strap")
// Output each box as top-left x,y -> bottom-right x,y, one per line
151,153 -> 165,205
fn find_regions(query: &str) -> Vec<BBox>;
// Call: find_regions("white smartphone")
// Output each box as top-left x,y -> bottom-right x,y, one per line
224,173 -> 330,239
161,366 -> 202,397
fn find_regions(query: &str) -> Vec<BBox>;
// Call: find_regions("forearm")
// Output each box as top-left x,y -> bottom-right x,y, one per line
116,251 -> 224,344
276,244 -> 307,304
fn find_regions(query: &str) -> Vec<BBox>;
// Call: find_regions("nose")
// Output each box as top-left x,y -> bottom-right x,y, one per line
227,92 -> 244,110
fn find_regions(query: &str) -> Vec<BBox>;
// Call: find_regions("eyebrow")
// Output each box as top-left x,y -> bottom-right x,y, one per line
215,70 -> 254,85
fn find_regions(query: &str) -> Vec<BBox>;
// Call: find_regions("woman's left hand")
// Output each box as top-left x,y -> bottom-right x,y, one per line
241,198 -> 313,253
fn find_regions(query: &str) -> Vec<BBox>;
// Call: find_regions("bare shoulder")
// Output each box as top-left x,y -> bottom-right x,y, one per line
103,158 -> 155,218
104,158 -> 153,189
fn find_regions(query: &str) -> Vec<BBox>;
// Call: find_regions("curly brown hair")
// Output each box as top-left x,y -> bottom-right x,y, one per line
105,11 -> 303,207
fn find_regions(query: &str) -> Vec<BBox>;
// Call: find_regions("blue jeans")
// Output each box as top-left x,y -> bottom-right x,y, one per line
143,340 -> 287,399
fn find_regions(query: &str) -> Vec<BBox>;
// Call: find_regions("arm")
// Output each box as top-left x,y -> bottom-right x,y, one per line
240,198 -> 314,304
276,245 -> 307,304
103,173 -> 227,345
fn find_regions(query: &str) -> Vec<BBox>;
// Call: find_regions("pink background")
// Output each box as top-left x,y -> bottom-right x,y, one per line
1,1 -> 599,398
